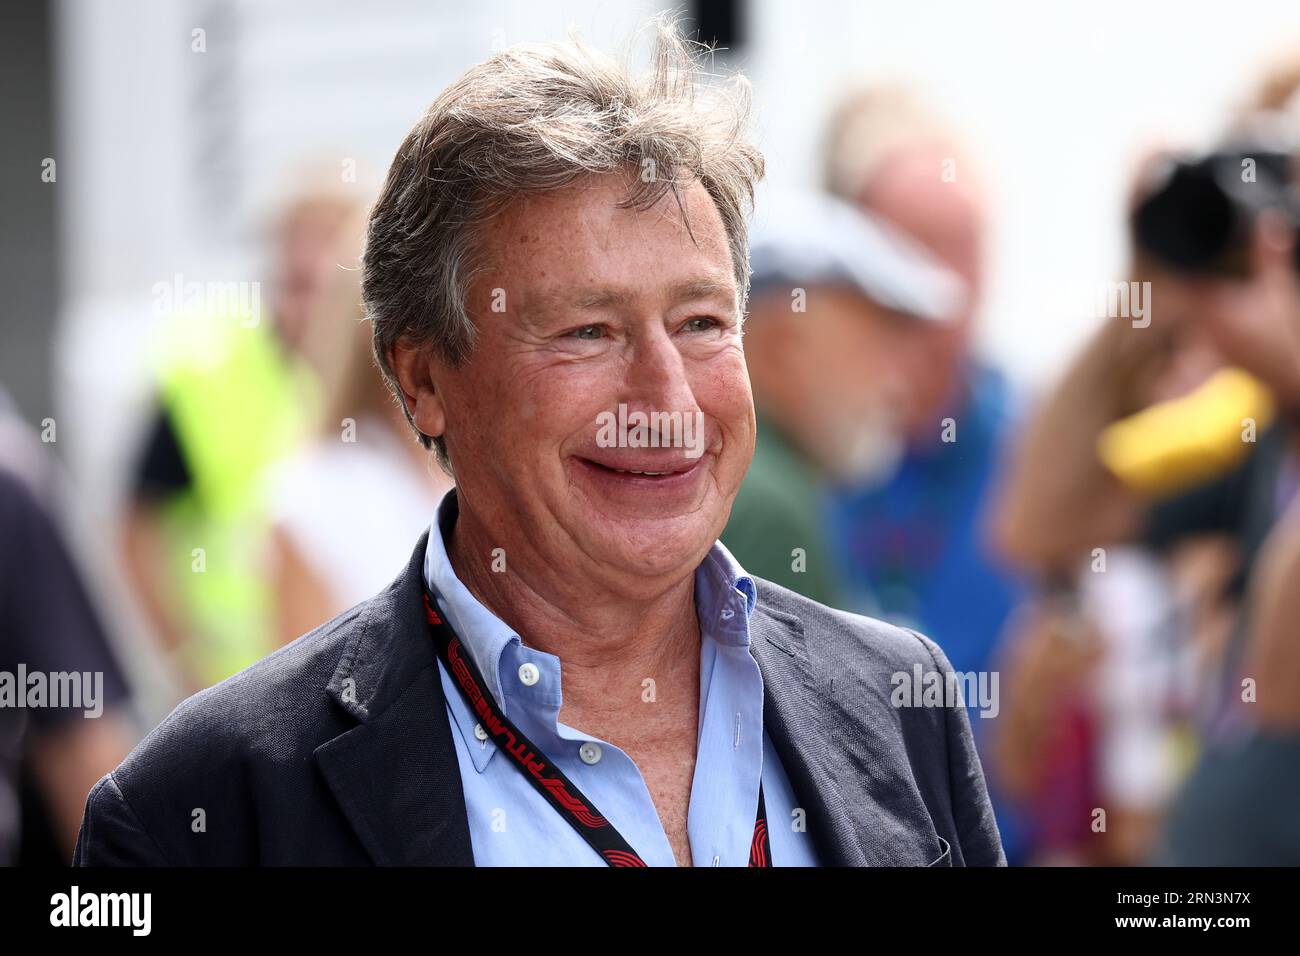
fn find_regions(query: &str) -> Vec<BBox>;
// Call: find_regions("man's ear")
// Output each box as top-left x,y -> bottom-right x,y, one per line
387,338 -> 447,441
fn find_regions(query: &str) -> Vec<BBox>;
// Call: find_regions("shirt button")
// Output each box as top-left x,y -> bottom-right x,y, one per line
473,723 -> 488,741
517,663 -> 541,686
721,608 -> 735,621
579,742 -> 603,765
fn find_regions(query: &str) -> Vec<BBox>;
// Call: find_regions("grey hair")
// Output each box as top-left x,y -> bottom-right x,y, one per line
361,14 -> 765,472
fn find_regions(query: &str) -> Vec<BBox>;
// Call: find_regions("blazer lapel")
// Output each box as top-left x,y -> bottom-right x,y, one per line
314,532 -> 475,866
750,595 -> 898,867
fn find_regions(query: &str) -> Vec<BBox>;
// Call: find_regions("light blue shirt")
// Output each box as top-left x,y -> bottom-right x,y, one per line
424,490 -> 819,866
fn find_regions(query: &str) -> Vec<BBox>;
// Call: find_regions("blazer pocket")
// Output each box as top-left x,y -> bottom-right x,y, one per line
926,835 -> 952,867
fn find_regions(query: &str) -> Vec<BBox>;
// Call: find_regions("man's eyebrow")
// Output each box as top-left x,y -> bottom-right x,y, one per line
664,276 -> 738,309
528,277 -> 737,315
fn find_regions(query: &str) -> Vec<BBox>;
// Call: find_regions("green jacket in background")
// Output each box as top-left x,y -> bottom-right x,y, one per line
722,417 -> 846,609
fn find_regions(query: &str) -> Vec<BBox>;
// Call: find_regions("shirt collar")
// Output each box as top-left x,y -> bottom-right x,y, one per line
693,535 -> 757,646
423,486 -> 760,763
423,488 -> 522,712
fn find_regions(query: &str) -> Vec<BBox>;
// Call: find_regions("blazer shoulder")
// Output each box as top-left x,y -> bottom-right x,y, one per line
751,575 -> 1006,866
113,599 -> 370,791
751,574 -> 952,673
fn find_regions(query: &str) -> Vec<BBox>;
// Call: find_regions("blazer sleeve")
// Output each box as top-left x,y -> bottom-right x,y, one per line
73,772 -> 171,866
910,629 -> 1007,867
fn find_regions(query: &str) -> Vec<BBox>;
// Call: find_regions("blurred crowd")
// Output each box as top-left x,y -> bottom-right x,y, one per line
6,34 -> 1300,867
726,59 -> 1300,865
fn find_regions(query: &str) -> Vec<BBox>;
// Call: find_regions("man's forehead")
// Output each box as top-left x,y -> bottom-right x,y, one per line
523,275 -> 738,315
496,185 -> 725,260
476,176 -> 737,313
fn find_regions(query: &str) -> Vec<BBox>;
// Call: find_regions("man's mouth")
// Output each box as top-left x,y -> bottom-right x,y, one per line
573,454 -> 703,482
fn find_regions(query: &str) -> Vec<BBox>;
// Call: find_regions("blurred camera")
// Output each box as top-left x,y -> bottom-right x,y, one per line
1132,115 -> 1300,277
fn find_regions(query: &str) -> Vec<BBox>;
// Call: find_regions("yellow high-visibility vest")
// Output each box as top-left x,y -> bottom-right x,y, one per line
152,310 -> 315,686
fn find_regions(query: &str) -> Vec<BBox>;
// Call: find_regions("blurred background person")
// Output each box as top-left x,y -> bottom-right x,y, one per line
989,276 -> 1240,864
993,55 -> 1300,863
820,86 -> 1024,670
820,86 -> 1032,862
0,387 -> 133,864
723,190 -> 966,606
263,211 -> 454,643
1159,481 -> 1300,863
993,158 -> 1300,733
118,174 -> 361,693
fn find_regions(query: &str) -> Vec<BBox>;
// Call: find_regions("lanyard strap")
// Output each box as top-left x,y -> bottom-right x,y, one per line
423,590 -> 772,867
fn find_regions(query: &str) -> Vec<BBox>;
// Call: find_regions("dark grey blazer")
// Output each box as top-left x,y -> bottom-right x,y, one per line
74,532 -> 1005,867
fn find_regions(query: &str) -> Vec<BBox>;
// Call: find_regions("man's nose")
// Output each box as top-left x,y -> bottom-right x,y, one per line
623,324 -> 698,414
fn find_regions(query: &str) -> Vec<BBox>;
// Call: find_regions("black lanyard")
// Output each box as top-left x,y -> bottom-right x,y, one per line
423,588 -> 772,867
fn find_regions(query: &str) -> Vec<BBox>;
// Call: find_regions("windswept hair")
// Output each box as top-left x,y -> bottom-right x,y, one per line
362,14 -> 764,468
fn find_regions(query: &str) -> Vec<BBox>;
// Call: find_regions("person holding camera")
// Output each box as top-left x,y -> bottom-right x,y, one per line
992,59 -> 1300,863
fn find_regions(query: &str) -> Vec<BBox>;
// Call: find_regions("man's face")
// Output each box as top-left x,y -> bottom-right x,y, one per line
434,172 -> 754,588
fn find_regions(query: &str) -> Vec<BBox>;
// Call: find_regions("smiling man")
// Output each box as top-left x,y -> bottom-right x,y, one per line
74,20 -> 1003,867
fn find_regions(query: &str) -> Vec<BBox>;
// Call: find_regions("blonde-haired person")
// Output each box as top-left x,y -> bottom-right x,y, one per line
264,213 -> 452,644
120,169 -> 361,693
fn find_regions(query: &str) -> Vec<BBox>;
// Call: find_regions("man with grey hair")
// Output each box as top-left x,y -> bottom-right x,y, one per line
74,20 -> 1003,867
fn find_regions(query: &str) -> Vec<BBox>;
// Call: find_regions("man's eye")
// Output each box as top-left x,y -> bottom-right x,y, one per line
683,316 -> 718,332
570,324 -> 604,340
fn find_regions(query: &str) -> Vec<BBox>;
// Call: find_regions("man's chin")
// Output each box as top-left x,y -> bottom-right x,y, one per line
566,512 -> 719,582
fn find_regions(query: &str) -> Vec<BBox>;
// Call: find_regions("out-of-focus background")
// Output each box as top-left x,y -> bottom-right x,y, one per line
5,0 -> 1300,867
